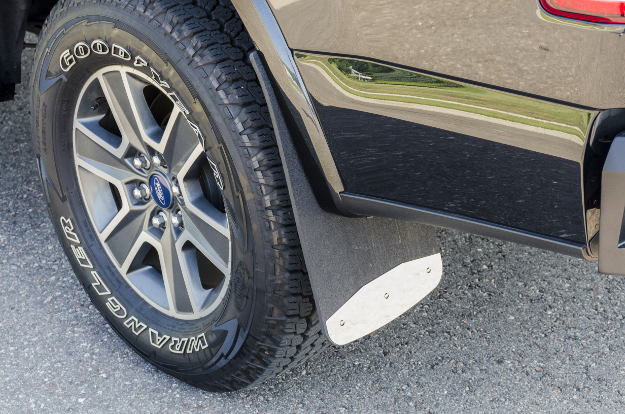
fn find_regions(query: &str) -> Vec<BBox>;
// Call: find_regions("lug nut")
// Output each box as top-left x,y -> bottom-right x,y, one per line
172,182 -> 181,197
152,153 -> 166,168
151,212 -> 167,229
171,211 -> 183,228
133,153 -> 150,169
132,183 -> 150,201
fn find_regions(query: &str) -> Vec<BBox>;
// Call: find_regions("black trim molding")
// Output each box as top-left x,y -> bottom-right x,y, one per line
341,193 -> 588,259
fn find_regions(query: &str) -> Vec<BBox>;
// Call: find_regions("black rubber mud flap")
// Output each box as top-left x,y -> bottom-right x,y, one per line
251,52 -> 442,345
599,136 -> 625,275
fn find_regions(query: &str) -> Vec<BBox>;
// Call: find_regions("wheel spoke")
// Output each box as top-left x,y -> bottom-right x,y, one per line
75,127 -> 141,184
161,110 -> 203,175
102,204 -> 152,266
181,207 -> 230,270
175,144 -> 230,242
98,70 -> 152,154
160,225 -> 195,314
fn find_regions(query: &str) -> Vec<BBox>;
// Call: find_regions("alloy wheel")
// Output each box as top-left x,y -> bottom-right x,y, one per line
73,66 -> 231,320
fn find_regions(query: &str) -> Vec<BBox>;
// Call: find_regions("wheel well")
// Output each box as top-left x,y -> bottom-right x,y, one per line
582,109 -> 625,258
0,0 -> 57,102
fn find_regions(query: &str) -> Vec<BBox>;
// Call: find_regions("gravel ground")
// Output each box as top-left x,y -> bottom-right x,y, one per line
3,45 -> 625,414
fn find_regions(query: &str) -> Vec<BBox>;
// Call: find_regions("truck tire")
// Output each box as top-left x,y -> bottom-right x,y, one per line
30,0 -> 326,392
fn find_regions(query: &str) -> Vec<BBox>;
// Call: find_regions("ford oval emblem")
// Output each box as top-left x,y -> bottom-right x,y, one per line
149,174 -> 172,209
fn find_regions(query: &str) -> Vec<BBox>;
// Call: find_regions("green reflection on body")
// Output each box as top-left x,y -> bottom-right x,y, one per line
296,53 -> 593,141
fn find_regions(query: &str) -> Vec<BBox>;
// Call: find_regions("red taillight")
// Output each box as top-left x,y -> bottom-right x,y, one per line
540,0 -> 625,23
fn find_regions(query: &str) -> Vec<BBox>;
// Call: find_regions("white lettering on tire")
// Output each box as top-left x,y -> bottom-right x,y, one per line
134,56 -> 148,67
149,328 -> 171,349
106,297 -> 127,319
124,316 -> 148,335
60,215 -> 211,354
60,39 -> 212,151
207,158 -> 224,190
167,91 -> 190,114
60,49 -> 76,72
71,245 -> 93,268
73,42 -> 91,59
169,337 -> 189,354
91,39 -> 109,55
60,216 -> 80,243
111,44 -> 132,60
186,333 -> 209,353
150,67 -> 170,88
186,120 -> 205,146
90,271 -> 111,296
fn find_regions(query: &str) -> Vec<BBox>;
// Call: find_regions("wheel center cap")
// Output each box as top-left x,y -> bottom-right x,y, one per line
149,173 -> 172,209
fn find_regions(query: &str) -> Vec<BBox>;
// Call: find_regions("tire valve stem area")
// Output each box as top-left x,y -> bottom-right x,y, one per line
90,97 -> 106,111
